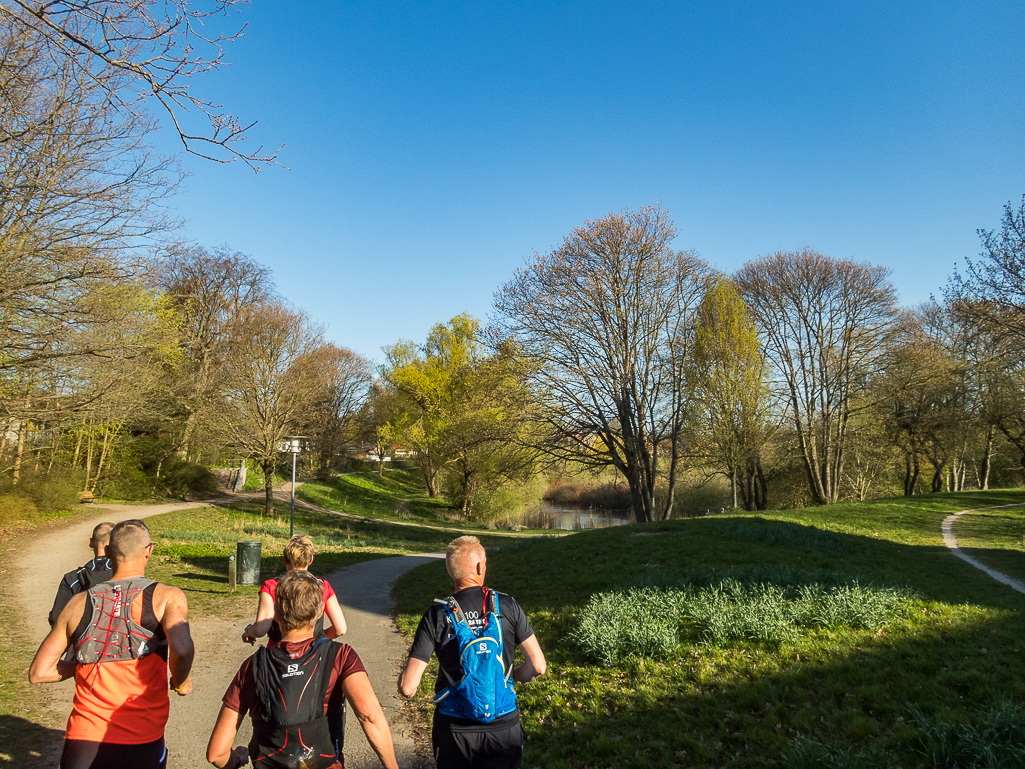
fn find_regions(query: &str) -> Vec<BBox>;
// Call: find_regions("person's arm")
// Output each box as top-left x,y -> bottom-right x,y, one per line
48,573 -> 77,627
161,586 -> 195,695
343,671 -> 399,769
206,705 -> 249,768
29,593 -> 83,683
323,594 -> 347,638
397,656 -> 429,698
512,634 -> 547,682
243,592 -> 275,644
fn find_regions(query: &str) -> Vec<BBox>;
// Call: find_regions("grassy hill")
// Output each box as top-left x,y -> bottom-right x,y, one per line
394,491 -> 1025,769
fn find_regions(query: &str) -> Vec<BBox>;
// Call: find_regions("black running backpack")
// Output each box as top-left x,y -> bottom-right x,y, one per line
251,638 -> 342,769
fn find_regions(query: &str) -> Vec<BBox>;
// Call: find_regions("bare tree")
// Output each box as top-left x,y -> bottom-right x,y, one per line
872,309 -> 967,495
1,0 -> 277,167
948,194 -> 1025,353
735,248 -> 898,504
1,23 -> 179,373
157,245 -> 275,459
219,302 -> 326,514
298,344 -> 374,477
493,206 -> 709,522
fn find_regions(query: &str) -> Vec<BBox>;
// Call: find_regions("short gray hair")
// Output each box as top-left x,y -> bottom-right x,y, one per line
446,535 -> 484,581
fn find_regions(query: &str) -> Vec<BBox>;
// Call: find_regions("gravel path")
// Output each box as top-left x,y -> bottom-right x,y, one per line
941,505 -> 1025,595
15,497 -> 442,768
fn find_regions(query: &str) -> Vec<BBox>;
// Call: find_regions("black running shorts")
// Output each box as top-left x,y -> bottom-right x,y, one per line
60,737 -> 167,769
432,721 -> 525,769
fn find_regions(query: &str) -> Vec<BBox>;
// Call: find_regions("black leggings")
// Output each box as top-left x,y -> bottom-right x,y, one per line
60,737 -> 167,769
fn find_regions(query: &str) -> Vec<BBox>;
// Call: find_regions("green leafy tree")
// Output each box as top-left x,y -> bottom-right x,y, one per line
690,277 -> 773,510
382,315 -> 538,516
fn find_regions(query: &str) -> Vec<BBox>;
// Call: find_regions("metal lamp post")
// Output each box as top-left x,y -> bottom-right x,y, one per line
281,436 -> 305,537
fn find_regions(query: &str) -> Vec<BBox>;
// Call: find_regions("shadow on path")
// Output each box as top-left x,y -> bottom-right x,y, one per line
0,715 -> 65,768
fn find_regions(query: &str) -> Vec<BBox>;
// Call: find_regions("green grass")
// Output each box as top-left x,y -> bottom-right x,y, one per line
297,471 -> 552,532
951,504 -> 1025,585
297,471 -> 453,523
144,496 -> 513,616
394,490 -> 1025,768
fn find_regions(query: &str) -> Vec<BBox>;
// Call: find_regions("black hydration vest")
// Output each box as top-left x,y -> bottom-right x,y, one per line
251,638 -> 342,769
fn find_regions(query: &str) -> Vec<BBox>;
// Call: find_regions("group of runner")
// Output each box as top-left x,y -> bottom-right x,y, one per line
29,520 -> 547,769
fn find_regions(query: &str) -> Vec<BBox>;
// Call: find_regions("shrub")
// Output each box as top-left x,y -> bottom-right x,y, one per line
571,579 -> 912,664
158,457 -> 217,497
12,466 -> 80,513
911,701 -> 1025,768
0,494 -> 39,531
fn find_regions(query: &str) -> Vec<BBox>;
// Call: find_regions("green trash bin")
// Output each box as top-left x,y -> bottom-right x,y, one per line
236,541 -> 262,586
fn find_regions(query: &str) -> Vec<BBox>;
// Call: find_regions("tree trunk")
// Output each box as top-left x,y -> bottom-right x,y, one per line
90,428 -> 113,493
980,424 -> 996,490
84,428 -> 95,493
12,419 -> 25,485
755,456 -> 768,510
263,459 -> 275,516
904,453 -> 921,496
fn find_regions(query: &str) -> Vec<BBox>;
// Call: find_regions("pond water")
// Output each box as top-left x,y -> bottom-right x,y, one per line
508,501 -> 634,531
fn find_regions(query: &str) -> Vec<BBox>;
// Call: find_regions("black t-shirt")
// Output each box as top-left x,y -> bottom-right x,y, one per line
48,557 -> 114,626
409,586 -> 534,731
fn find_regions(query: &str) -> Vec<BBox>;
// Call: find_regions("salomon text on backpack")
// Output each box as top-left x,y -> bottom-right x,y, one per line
433,588 -> 517,722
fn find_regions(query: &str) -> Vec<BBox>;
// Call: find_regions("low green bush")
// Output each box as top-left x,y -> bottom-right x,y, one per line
572,579 -> 912,664
911,701 -> 1025,768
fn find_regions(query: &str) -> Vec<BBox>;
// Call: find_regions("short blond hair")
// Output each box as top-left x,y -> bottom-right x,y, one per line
274,570 -> 323,633
446,535 -> 485,581
91,522 -> 114,545
107,520 -> 151,564
283,535 -> 315,568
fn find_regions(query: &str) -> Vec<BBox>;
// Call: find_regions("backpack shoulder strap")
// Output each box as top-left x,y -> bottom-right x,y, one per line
483,587 -> 500,618
434,596 -> 466,626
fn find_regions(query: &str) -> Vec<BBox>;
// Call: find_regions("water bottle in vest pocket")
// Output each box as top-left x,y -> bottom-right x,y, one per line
433,588 -> 517,722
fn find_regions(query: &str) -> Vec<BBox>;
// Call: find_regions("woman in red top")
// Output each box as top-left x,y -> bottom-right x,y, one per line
242,535 -> 347,645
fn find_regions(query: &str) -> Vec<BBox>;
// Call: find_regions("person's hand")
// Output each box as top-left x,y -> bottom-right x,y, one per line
171,676 -> 192,696
230,745 -> 250,767
241,625 -> 255,645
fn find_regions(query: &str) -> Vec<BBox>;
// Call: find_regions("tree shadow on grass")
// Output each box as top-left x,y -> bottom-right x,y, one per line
391,514 -> 1025,768
524,605 -> 1025,768
0,714 -> 64,768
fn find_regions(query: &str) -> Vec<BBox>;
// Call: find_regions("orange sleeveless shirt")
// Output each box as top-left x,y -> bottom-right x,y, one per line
65,586 -> 169,744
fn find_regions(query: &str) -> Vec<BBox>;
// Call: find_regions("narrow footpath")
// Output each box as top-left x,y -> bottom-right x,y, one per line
941,505 -> 1025,595
13,495 -> 443,768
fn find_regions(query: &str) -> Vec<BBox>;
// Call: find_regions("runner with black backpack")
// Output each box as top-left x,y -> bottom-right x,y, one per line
208,569 -> 398,769
47,521 -> 115,626
399,536 -> 547,769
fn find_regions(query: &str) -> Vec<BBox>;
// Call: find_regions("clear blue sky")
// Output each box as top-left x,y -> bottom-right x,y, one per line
161,1 -> 1025,364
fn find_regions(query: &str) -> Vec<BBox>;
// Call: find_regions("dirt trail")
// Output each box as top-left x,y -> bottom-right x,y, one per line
14,496 -> 441,768
941,505 -> 1025,595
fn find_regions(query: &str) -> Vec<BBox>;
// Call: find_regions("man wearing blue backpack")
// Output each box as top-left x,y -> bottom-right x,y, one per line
399,535 -> 546,769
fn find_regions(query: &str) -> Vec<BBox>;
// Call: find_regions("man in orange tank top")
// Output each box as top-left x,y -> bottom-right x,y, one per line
30,519 -> 196,769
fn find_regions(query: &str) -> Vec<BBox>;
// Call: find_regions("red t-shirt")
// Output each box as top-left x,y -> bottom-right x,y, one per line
222,639 -> 367,769
259,575 -> 336,606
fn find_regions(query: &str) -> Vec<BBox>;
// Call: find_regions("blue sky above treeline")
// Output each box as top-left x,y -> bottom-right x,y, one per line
159,1 -> 1025,362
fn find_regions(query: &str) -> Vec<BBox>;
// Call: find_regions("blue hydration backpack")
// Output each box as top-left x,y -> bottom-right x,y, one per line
433,588 -> 517,722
